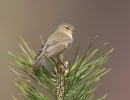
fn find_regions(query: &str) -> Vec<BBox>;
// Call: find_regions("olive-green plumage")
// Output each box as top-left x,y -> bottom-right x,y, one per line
33,23 -> 75,68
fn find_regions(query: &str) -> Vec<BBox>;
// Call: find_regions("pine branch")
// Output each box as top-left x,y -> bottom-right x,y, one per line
9,36 -> 113,100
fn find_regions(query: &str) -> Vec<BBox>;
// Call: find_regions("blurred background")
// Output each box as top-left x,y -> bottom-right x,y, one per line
0,0 -> 130,100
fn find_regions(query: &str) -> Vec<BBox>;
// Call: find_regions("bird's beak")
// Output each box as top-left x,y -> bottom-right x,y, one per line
73,29 -> 77,32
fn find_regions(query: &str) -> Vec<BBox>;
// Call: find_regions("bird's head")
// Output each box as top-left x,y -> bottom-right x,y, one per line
57,23 -> 76,35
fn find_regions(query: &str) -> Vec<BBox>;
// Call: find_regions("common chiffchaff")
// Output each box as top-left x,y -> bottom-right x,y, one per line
33,23 -> 75,68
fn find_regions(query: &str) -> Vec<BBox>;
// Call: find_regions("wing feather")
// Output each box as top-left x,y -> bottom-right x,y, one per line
45,43 -> 67,57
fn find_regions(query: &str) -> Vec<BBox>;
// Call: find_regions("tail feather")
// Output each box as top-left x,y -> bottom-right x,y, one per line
32,55 -> 45,68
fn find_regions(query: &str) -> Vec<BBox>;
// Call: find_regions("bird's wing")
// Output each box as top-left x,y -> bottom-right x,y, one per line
45,42 -> 68,57
35,40 -> 47,59
36,38 -> 72,59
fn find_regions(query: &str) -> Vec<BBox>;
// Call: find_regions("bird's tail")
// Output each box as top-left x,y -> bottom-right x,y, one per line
32,55 -> 45,68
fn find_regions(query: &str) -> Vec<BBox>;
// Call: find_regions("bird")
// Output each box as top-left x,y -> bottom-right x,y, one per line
33,23 -> 75,68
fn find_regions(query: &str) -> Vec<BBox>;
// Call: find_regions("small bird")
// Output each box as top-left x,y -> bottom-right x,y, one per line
33,23 -> 75,68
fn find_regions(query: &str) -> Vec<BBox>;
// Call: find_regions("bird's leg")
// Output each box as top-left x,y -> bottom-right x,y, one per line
57,56 -> 64,66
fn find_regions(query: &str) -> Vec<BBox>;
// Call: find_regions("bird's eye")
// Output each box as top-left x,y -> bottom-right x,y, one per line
66,26 -> 69,29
